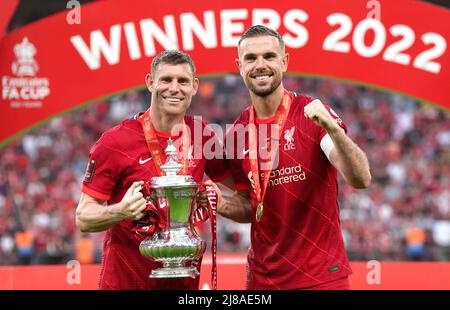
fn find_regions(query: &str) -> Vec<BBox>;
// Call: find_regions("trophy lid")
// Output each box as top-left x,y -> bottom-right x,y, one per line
150,139 -> 198,189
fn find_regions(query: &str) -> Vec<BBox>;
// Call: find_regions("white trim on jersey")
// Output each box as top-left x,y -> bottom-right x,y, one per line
320,134 -> 335,161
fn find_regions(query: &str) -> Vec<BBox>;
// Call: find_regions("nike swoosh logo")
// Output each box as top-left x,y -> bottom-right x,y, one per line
242,149 -> 250,156
139,157 -> 152,164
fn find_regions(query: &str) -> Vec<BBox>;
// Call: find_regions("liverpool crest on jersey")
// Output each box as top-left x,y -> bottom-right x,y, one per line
283,126 -> 296,151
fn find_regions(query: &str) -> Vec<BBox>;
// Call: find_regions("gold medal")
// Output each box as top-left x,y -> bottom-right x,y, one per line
248,92 -> 292,225
256,203 -> 264,222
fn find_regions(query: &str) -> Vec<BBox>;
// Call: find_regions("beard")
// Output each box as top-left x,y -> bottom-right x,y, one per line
246,74 -> 281,97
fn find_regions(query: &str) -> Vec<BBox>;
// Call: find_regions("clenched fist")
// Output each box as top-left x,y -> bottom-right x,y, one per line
304,99 -> 342,133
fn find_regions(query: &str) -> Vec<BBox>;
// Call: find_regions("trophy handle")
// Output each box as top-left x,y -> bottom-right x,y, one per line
132,182 -> 166,237
140,181 -> 152,200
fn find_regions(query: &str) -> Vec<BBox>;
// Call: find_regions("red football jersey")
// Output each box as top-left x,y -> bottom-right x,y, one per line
227,92 -> 352,289
82,114 -> 228,290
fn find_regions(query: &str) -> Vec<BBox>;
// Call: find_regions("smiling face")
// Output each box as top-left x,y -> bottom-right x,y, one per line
146,62 -> 199,117
237,35 -> 289,97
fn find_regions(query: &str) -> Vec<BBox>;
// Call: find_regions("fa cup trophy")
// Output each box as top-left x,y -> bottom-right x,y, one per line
139,140 -> 206,278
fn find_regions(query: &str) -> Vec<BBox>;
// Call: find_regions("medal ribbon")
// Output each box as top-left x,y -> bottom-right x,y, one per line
192,184 -> 218,289
206,185 -> 218,290
248,91 -> 293,220
138,109 -> 190,175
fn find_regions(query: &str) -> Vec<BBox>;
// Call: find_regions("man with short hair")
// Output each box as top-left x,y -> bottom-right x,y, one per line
76,50 -> 228,289
219,25 -> 371,289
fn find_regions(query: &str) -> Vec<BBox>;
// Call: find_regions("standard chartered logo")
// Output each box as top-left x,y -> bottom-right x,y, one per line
262,164 -> 306,187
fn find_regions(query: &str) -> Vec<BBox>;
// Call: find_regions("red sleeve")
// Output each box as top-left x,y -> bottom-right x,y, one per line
224,122 -> 251,190
201,123 -> 230,182
229,158 -> 251,190
81,184 -> 110,201
81,134 -> 125,201
204,149 -> 230,182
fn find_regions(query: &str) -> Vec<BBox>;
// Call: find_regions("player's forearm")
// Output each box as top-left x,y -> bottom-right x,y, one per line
218,192 -> 252,223
76,201 -> 126,232
328,126 -> 371,189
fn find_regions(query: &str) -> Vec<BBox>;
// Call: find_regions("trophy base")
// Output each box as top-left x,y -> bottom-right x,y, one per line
150,266 -> 199,279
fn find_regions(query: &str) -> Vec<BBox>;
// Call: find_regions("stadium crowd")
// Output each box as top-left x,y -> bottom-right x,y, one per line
0,76 -> 449,265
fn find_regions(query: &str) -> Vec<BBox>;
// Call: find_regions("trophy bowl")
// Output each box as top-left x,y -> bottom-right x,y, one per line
139,140 -> 206,278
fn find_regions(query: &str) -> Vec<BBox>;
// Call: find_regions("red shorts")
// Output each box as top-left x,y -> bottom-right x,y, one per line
302,276 -> 351,290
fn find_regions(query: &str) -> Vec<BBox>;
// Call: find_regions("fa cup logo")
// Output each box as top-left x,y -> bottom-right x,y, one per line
12,37 -> 39,76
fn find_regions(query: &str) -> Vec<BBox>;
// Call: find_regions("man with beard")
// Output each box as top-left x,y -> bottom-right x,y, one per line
218,25 -> 371,289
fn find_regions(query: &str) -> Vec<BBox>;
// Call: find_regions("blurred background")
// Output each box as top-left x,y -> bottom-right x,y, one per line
1,75 -> 449,265
0,0 -> 449,267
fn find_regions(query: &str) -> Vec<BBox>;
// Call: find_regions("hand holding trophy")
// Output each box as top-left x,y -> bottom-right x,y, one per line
138,139 -> 217,284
